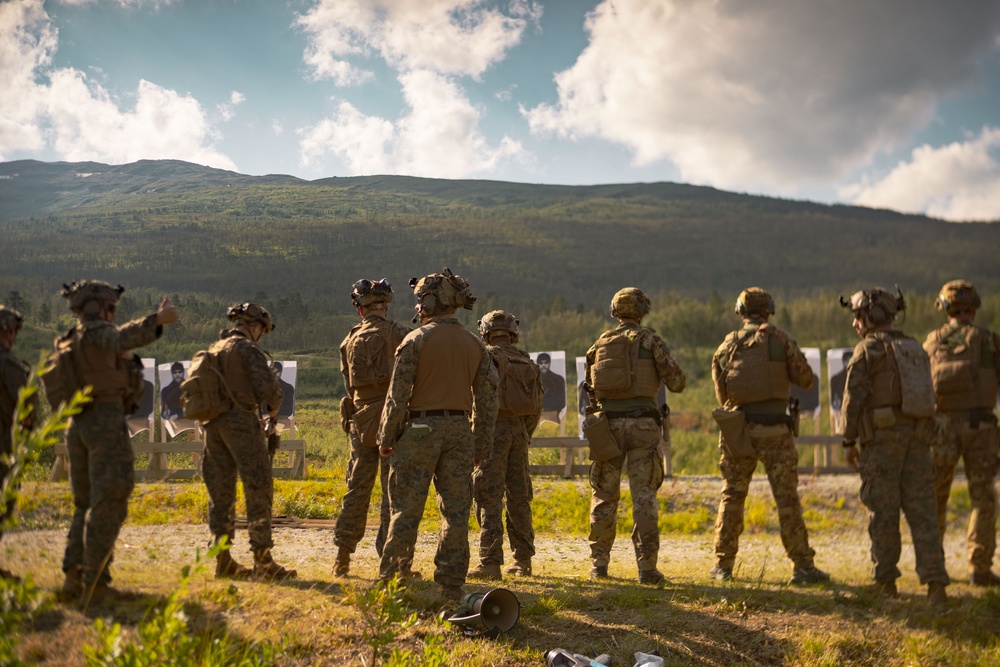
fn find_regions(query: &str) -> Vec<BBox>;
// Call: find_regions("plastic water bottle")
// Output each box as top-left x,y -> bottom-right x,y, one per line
545,648 -> 612,666
633,651 -> 664,667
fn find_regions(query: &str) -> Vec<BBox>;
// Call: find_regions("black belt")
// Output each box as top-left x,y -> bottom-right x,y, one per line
745,413 -> 793,427
605,409 -> 661,425
411,409 -> 468,418
971,408 -> 999,429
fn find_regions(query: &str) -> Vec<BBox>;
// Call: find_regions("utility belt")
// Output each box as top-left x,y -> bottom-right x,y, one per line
744,412 -> 793,427
411,409 -> 468,419
970,408 -> 999,429
604,408 -> 662,425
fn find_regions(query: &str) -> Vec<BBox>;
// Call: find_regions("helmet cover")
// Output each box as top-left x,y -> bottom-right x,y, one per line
227,302 -> 275,333
0,305 -> 24,333
478,309 -> 519,340
936,280 -> 980,314
351,278 -> 393,309
61,280 -> 125,316
735,287 -> 775,317
610,287 -> 651,320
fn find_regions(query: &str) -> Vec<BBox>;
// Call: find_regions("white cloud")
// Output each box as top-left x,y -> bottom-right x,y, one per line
522,0 -> 1000,194
271,120 -> 285,136
842,128 -> 1000,222
296,0 -> 540,84
299,69 -> 524,177
0,0 -> 57,157
56,0 -> 177,7
0,0 -> 236,169
217,90 -> 245,121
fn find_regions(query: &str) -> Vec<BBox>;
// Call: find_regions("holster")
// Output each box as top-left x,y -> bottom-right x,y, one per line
583,411 -> 621,462
712,406 -> 755,459
339,396 -> 355,434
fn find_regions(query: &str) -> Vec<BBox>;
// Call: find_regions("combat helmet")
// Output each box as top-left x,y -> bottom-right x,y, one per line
409,268 -> 476,316
478,309 -> 520,342
0,305 -> 24,333
610,287 -> 651,320
227,302 -> 275,333
735,287 -> 775,318
840,286 -> 905,327
936,280 -> 980,315
351,278 -> 393,309
61,280 -> 125,318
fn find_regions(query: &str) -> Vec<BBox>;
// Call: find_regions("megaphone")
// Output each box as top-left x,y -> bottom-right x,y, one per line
446,588 -> 520,633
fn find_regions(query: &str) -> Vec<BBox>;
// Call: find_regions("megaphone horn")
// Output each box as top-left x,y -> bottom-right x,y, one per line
446,588 -> 520,633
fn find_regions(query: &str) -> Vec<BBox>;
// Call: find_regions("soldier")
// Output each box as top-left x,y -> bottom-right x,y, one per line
924,280 -> 1000,586
1,305 -> 36,581
841,287 -> 949,605
470,310 -> 543,580
333,279 -> 412,577
377,269 -> 498,601
55,282 -> 177,604
203,303 -> 296,581
709,288 -> 829,584
584,288 -> 685,584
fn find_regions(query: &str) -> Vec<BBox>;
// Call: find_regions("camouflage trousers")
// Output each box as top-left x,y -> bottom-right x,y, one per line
859,423 -> 948,585
63,403 -> 134,586
589,416 -> 664,572
333,424 -> 390,556
472,417 -> 535,566
713,423 -> 816,570
932,412 -> 999,574
203,409 -> 274,553
379,415 -> 474,587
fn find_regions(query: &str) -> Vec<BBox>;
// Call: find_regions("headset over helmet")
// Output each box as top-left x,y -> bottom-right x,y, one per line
936,280 -> 980,315
735,287 -> 775,318
409,268 -> 476,316
351,278 -> 393,309
0,305 -> 24,333
61,280 -> 125,317
478,309 -> 520,342
227,302 -> 275,333
610,287 -> 651,320
839,286 -> 905,326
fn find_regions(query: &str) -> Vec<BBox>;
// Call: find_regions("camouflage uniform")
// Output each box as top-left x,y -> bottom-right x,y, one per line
924,320 -> 1000,577
62,315 -> 162,587
711,321 -> 818,572
843,330 -> 949,587
1,343 -> 32,545
472,340 -> 542,570
377,318 -> 498,589
585,321 -> 685,575
203,329 -> 283,555
334,313 -> 410,559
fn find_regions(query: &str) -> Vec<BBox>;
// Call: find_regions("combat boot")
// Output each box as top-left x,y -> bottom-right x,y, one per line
864,580 -> 898,598
58,566 -> 83,602
333,546 -> 351,576
252,549 -> 297,582
0,567 -> 20,582
790,566 -> 831,585
215,550 -> 252,579
638,568 -> 665,585
505,559 -> 532,576
709,566 -> 733,581
927,582 -> 948,607
468,563 -> 502,581
589,565 -> 609,580
970,570 -> 1000,587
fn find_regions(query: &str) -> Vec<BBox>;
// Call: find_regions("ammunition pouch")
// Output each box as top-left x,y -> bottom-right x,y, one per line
353,401 -> 384,447
712,406 -> 755,460
583,411 -> 621,462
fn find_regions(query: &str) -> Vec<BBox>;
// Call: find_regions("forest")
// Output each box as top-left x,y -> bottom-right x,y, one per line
2,158 -> 999,400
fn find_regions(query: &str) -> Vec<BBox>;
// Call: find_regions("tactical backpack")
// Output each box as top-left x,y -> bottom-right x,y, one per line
925,325 -> 1000,411
719,325 -> 791,405
346,323 -> 394,391
180,349 -> 226,422
590,329 -> 660,400
493,347 -> 543,417
887,336 -> 936,418
41,327 -> 84,410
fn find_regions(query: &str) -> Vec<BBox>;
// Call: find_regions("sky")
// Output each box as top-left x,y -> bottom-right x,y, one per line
2,0 -> 1000,222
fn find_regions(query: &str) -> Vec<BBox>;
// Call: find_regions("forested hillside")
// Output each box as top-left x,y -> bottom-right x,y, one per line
2,158 -> 999,394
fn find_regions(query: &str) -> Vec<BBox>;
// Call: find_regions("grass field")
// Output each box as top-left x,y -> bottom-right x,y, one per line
3,470 -> 999,666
